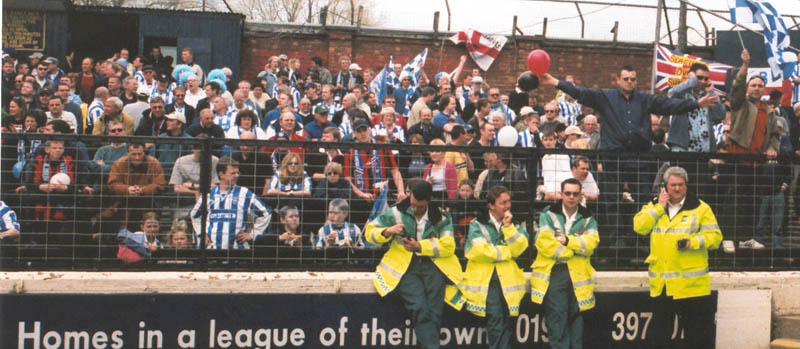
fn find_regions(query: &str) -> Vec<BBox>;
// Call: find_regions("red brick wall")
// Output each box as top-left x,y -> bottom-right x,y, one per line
241,25 -> 713,101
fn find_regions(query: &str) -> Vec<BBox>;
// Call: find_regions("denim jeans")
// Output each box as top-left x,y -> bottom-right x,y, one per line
757,192 -> 785,245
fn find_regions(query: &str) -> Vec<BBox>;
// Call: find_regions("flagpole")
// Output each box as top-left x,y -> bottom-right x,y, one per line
651,0 -> 664,93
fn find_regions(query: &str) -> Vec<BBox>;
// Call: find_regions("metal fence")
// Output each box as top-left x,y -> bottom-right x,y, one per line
0,133 -> 797,271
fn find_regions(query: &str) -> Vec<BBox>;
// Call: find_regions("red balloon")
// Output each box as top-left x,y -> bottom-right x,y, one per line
527,49 -> 551,75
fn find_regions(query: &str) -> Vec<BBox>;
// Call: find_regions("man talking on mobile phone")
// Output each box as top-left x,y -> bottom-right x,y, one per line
634,166 -> 722,348
365,180 -> 464,349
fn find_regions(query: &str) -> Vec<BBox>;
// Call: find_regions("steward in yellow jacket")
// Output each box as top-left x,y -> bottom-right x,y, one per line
633,166 -> 722,348
531,178 -> 598,349
365,181 -> 463,349
464,186 -> 529,349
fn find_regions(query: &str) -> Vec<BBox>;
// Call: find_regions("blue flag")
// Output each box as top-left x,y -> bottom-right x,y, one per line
728,0 -> 798,80
402,49 -> 428,94
369,65 -> 389,106
362,187 -> 389,248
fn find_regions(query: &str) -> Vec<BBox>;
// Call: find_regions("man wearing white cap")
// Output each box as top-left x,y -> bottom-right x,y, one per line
151,111 -> 192,178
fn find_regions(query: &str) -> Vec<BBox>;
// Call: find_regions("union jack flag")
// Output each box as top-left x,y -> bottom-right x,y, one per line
654,45 -> 732,94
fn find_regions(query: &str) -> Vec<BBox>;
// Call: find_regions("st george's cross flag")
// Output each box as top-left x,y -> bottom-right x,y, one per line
449,29 -> 507,71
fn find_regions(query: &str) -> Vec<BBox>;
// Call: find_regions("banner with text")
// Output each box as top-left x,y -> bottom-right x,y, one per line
1,291 -> 716,348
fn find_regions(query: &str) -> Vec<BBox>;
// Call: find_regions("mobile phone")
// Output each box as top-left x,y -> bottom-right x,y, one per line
677,238 -> 688,249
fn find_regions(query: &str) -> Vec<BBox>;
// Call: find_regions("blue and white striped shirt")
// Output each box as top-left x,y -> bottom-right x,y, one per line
268,172 -> 312,193
713,123 -> 726,146
150,86 -> 175,105
191,185 -> 271,249
134,70 -> 145,84
87,101 -> 105,129
214,111 -> 236,132
558,100 -> 581,126
371,124 -> 406,143
315,222 -> 362,249
792,64 -> 800,104
517,130 -> 540,148
0,201 -> 20,233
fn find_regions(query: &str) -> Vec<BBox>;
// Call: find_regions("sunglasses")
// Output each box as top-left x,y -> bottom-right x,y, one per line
489,94 -> 500,97
622,77 -> 637,82
288,162 -> 299,166
14,80 -> 22,83
696,76 -> 709,81
109,128 -> 124,133
563,191 -> 581,197
151,106 -> 164,109
327,172 -> 340,176
545,110 -> 557,113
174,94 -> 185,97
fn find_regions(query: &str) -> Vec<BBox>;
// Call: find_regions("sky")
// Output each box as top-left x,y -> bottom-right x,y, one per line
367,0 -> 800,45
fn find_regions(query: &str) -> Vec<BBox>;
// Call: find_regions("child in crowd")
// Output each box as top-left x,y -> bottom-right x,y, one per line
315,199 -> 363,249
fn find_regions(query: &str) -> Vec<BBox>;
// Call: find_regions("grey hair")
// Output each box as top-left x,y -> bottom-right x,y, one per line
794,102 -> 800,111
107,96 -> 123,110
663,166 -> 689,184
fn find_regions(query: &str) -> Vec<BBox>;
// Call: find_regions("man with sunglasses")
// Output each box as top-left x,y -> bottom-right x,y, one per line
530,178 -> 599,349
666,63 -> 725,153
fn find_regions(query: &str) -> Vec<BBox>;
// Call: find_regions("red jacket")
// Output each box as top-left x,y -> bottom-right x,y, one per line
424,162 -> 458,199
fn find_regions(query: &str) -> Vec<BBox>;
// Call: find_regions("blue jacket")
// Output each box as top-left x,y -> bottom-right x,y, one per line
557,80 -> 700,151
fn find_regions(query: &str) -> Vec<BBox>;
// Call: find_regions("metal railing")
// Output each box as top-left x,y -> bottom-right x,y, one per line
0,133 -> 797,271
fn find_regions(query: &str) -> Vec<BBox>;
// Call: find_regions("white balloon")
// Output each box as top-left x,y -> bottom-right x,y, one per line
50,173 -> 71,186
497,126 -> 518,147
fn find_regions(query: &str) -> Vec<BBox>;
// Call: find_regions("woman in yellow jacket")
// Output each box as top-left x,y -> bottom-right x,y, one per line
464,185 -> 529,349
530,178 -> 599,349
634,166 -> 721,348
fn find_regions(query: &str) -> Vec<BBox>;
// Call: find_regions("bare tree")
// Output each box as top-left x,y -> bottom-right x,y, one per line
233,0 -> 378,26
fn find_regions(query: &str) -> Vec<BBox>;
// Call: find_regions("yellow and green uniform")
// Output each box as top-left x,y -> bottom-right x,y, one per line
633,193 -> 722,299
365,198 -> 464,349
464,212 -> 529,349
531,202 -> 599,349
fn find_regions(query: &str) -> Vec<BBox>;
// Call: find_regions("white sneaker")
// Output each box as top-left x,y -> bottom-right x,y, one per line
722,240 -> 735,254
738,239 -> 765,250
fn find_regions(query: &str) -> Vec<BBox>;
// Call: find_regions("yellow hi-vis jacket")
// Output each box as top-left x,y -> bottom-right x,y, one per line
634,193 -> 722,299
463,213 -> 529,317
365,198 -> 465,310
530,202 -> 599,312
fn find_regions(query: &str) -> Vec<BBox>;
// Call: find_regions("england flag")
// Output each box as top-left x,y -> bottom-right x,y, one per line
450,29 -> 508,71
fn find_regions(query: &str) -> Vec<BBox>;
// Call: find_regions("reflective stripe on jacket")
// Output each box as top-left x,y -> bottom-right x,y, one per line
365,198 -> 465,310
530,202 -> 599,311
634,193 -> 722,299
463,214 -> 529,317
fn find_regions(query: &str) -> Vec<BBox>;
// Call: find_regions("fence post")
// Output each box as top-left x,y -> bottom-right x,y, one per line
527,148 -> 541,243
198,137 -> 212,266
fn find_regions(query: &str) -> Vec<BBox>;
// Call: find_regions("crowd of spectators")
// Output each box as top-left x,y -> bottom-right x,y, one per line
1,46 -> 799,259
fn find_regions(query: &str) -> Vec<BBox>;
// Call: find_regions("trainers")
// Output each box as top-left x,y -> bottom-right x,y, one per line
722,240 -> 735,254
738,239 -> 765,250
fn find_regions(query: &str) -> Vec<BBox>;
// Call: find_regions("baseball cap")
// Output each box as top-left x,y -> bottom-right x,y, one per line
472,76 -> 483,84
348,63 -> 362,71
44,57 -> 59,65
279,54 -> 288,60
304,82 -> 317,90
353,119 -> 370,131
142,65 -> 155,72
565,125 -> 585,136
520,106 -> 537,116
314,104 -> 329,114
165,111 -> 186,124
29,52 -> 43,60
156,73 -> 169,82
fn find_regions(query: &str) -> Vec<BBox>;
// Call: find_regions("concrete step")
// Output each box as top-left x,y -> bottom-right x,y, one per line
771,338 -> 800,349
775,315 -> 800,340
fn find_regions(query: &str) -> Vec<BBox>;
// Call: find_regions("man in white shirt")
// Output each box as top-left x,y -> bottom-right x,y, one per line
45,96 -> 78,134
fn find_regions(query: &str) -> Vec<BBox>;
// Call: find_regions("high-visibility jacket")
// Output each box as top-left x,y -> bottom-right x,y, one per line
633,193 -> 722,299
463,213 -> 529,317
530,202 -> 599,312
365,198 -> 465,310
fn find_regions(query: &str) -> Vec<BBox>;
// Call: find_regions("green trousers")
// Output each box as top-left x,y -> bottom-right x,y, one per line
486,271 -> 513,349
543,263 -> 583,349
396,255 -> 446,349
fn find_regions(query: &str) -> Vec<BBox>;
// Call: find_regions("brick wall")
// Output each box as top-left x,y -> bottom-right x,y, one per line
241,23 -> 714,101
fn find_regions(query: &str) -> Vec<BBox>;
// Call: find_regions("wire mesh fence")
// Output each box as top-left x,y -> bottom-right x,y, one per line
0,133 -> 797,271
